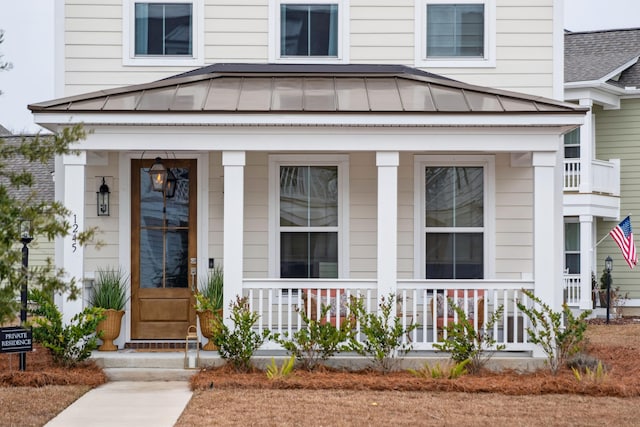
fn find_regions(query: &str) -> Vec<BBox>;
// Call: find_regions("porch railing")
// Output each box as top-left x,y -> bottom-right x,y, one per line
242,279 -> 535,352
563,274 -> 581,306
563,158 -> 620,195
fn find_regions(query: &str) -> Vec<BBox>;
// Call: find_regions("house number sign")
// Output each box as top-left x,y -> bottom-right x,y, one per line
72,214 -> 78,253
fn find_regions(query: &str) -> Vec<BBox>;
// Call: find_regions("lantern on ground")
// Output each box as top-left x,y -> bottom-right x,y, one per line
184,325 -> 200,369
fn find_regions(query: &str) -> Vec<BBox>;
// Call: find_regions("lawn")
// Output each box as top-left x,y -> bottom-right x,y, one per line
1,321 -> 639,426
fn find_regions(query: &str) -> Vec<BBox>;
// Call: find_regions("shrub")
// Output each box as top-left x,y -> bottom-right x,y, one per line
213,296 -> 270,372
407,359 -> 469,379
433,299 -> 505,374
275,304 -> 355,371
516,289 -> 591,375
347,293 -> 418,373
266,355 -> 295,380
28,288 -> 105,367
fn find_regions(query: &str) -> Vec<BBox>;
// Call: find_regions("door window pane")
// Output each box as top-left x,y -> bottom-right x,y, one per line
427,4 -> 484,57
281,4 -> 339,57
564,221 -> 580,274
135,3 -> 193,56
281,232 -> 338,278
138,165 -> 191,288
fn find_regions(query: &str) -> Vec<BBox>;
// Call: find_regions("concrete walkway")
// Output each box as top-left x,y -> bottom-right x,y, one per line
45,381 -> 192,427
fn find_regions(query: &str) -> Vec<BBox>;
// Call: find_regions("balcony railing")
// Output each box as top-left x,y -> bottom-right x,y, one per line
563,158 -> 620,195
242,279 -> 535,352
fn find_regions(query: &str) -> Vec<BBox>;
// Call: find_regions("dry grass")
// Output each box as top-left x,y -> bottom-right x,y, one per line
0,385 -> 91,427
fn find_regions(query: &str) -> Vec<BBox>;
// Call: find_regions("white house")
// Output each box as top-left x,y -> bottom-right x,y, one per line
29,1 -> 585,352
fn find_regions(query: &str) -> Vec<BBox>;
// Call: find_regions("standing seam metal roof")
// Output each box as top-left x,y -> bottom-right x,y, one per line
29,64 -> 585,115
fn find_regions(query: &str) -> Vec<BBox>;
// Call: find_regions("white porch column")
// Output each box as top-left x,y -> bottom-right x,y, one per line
59,152 -> 86,325
533,151 -> 563,312
579,215 -> 594,309
578,99 -> 593,194
377,152 -> 399,308
222,151 -> 245,326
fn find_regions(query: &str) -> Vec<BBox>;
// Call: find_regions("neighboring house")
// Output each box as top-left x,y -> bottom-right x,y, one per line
0,125 -> 56,270
564,28 -> 640,314
28,1 -> 584,353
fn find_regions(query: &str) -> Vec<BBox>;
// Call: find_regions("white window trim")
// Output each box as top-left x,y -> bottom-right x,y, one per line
122,0 -> 204,67
563,217 -> 580,274
413,155 -> 495,279
268,0 -> 350,64
414,0 -> 496,68
269,154 -> 350,278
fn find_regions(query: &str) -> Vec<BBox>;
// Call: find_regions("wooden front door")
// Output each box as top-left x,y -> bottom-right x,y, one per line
131,158 -> 197,339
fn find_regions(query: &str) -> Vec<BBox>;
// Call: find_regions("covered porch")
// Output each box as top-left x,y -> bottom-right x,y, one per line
29,64 -> 586,356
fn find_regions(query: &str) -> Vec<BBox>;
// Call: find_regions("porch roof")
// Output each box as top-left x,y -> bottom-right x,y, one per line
30,64 -> 585,115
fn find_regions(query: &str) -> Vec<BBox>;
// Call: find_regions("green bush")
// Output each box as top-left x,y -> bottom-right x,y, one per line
407,359 -> 470,379
347,293 -> 418,373
28,288 -> 105,367
516,289 -> 591,375
275,303 -> 355,371
433,299 -> 504,374
213,296 -> 270,372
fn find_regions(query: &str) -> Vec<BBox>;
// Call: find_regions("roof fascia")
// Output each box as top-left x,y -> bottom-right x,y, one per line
565,86 -> 621,109
601,56 -> 640,83
32,112 -> 585,129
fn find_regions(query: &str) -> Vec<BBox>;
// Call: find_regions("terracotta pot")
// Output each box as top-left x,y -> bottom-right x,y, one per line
197,309 -> 223,351
97,309 -> 124,351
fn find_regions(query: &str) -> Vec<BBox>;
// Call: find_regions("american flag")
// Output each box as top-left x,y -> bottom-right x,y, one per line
609,216 -> 638,269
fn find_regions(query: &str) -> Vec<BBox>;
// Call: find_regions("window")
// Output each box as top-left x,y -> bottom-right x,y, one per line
123,0 -> 203,66
564,220 -> 580,274
415,0 -> 495,68
135,3 -> 192,56
564,128 -> 580,159
269,0 -> 349,63
415,155 -> 494,279
270,156 -> 349,278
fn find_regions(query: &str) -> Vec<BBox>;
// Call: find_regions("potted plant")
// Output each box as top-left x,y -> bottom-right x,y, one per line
89,267 -> 129,351
598,267 -> 615,308
194,265 -> 224,350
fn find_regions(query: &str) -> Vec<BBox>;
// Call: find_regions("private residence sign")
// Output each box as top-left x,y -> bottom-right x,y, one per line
0,327 -> 32,353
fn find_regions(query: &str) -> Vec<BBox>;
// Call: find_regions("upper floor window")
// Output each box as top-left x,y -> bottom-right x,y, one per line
270,155 -> 349,278
123,0 -> 203,66
269,0 -> 349,63
135,3 -> 192,56
415,0 -> 495,68
415,155 -> 494,279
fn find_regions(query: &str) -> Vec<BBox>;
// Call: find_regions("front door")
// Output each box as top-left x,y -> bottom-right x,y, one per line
131,158 -> 197,339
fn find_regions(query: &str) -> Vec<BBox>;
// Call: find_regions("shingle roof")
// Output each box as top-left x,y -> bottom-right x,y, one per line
0,135 -> 55,203
565,28 -> 640,87
29,63 -> 584,115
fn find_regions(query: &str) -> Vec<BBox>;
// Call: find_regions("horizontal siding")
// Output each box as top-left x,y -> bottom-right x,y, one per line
64,0 -> 556,98
595,100 -> 640,299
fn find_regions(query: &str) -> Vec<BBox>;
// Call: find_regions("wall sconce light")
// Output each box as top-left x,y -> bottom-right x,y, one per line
97,177 -> 110,216
165,168 -> 177,199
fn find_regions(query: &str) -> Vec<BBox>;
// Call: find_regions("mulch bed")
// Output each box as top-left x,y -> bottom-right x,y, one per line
0,344 -> 107,387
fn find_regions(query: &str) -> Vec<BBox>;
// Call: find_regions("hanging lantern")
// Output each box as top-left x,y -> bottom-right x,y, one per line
148,157 -> 167,192
96,177 -> 110,216
165,169 -> 177,198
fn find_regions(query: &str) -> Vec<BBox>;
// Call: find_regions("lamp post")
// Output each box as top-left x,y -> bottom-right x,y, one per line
19,220 -> 33,371
605,256 -> 613,324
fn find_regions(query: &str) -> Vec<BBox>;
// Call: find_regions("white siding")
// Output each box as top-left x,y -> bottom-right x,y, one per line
64,0 -> 556,98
